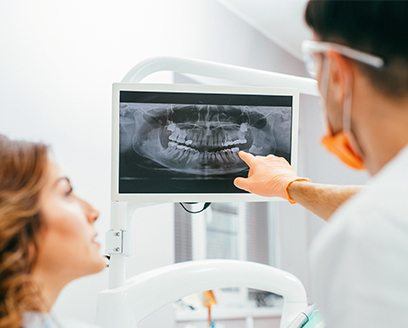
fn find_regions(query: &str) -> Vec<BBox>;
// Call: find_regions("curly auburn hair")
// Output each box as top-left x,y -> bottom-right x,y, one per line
0,135 -> 49,328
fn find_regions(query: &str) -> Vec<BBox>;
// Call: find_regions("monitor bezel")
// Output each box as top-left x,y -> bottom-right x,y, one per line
112,83 -> 299,203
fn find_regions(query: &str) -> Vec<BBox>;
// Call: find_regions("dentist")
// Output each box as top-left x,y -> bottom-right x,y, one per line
234,1 -> 408,327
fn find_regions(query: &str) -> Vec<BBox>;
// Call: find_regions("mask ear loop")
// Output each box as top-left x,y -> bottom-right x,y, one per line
320,56 -> 333,135
320,56 -> 330,101
342,83 -> 353,136
342,73 -> 364,158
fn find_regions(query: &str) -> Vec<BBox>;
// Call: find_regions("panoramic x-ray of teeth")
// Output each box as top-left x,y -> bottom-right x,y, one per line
120,103 -> 292,177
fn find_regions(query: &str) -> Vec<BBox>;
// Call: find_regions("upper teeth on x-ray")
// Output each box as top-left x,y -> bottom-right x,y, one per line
120,103 -> 291,176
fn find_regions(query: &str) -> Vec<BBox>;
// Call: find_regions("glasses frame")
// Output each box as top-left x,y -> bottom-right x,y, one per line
301,40 -> 384,78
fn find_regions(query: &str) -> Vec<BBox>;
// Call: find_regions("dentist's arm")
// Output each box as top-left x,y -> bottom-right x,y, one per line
286,181 -> 361,220
233,151 -> 361,221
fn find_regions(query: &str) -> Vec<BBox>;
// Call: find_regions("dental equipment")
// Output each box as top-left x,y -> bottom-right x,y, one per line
99,57 -> 321,327
202,290 -> 217,326
96,260 -> 308,328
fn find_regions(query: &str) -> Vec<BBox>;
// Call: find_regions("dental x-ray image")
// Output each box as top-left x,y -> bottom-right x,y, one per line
118,91 -> 292,194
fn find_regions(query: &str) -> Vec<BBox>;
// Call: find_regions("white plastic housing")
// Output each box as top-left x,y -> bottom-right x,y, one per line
96,260 -> 308,328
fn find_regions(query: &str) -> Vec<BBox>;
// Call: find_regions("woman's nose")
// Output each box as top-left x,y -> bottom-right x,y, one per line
79,197 -> 99,223
87,205 -> 99,223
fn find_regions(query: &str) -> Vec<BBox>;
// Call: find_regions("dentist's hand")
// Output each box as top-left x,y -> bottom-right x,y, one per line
233,151 -> 310,203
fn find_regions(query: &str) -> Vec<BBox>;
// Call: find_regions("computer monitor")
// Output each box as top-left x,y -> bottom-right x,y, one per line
112,83 -> 299,202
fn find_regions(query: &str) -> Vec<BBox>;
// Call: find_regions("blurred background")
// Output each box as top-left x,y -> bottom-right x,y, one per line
0,1 -> 368,327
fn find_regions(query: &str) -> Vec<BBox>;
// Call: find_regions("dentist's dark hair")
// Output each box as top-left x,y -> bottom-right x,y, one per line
305,0 -> 408,98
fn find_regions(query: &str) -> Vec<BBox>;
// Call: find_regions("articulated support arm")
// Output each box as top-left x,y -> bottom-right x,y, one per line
121,56 -> 318,96
96,260 -> 308,328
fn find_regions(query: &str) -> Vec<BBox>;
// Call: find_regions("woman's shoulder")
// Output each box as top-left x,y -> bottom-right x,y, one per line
59,318 -> 100,328
23,312 -> 53,328
23,312 -> 100,328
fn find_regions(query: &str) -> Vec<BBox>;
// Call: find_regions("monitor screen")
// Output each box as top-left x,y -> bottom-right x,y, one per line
118,90 -> 293,194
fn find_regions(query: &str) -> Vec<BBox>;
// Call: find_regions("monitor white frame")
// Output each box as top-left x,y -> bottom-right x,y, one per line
111,83 -> 299,203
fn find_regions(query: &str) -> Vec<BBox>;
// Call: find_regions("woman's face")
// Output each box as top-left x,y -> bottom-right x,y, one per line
34,160 -> 106,281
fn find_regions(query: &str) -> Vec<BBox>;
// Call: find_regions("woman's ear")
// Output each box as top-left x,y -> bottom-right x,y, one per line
28,239 -> 38,267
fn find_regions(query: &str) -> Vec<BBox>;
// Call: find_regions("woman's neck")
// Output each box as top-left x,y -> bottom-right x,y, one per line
32,268 -> 69,312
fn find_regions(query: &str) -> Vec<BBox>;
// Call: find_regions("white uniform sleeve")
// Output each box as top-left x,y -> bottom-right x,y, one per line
311,202 -> 408,328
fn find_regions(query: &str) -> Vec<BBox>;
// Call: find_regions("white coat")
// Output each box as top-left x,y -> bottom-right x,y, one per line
311,146 -> 408,327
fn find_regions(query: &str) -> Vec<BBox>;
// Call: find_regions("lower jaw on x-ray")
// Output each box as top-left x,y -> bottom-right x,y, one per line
119,101 -> 292,194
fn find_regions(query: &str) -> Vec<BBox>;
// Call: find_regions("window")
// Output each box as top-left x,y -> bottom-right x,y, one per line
206,203 -> 240,260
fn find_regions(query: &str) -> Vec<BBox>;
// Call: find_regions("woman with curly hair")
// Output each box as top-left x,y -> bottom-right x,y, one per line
0,134 -> 106,327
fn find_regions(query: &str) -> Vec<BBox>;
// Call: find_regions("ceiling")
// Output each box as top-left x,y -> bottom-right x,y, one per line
217,0 -> 312,60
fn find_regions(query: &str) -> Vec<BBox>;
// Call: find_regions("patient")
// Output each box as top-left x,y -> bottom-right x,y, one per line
0,135 -> 106,328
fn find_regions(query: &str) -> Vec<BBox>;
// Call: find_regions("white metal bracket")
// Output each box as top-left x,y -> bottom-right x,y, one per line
105,229 -> 129,255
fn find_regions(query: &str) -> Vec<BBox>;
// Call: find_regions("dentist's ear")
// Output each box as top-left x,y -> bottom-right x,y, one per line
327,50 -> 354,104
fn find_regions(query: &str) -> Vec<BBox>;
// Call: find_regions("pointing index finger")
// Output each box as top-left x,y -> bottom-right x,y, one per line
238,151 -> 256,167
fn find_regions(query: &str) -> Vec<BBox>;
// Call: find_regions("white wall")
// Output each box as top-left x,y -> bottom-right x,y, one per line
217,0 -> 310,59
0,0 -> 310,326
